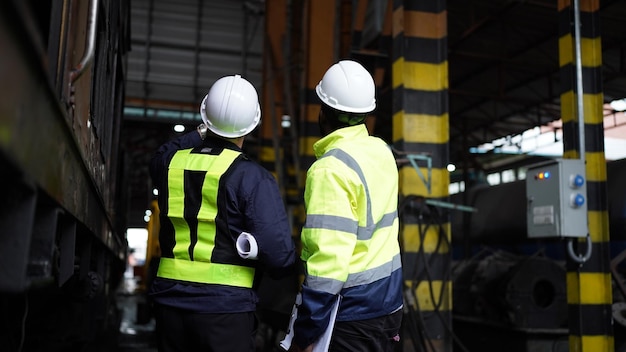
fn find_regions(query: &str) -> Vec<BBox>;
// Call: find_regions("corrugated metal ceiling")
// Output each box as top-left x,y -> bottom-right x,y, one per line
126,0 -> 263,113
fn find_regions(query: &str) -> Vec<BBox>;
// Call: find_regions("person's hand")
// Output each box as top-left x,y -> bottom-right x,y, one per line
196,123 -> 208,140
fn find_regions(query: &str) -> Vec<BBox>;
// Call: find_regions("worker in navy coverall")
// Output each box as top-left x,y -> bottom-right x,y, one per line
149,74 -> 297,352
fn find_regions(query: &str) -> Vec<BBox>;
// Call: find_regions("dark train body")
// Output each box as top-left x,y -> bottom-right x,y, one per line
0,1 -> 130,351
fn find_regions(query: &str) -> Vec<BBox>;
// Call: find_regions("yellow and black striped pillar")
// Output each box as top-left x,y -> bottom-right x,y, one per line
558,0 -> 613,350
392,0 -> 452,350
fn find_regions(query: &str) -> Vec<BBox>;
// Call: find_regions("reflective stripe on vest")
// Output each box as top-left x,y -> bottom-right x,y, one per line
157,147 -> 255,288
157,257 -> 255,287
305,253 -> 402,292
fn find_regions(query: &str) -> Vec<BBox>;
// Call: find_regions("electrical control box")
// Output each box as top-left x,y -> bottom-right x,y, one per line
526,159 -> 588,238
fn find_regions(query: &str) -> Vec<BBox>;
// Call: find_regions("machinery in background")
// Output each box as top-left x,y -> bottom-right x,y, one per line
0,0 -> 131,350
448,158 -> 626,351
525,159 -> 588,239
453,250 -> 568,331
451,249 -> 570,351
450,158 -> 626,245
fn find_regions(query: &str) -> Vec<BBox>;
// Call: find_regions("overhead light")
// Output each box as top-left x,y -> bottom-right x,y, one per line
281,115 -> 291,128
174,124 -> 185,133
609,98 -> 626,112
447,164 -> 456,172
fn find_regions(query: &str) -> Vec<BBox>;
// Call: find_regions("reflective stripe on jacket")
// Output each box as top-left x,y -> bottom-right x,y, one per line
157,147 -> 255,288
294,124 -> 403,348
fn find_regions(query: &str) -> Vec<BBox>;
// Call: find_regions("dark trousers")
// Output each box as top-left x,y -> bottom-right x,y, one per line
329,309 -> 402,352
153,304 -> 257,352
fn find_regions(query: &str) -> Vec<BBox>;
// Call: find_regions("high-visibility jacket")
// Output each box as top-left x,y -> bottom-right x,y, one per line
294,124 -> 403,348
149,132 -> 296,314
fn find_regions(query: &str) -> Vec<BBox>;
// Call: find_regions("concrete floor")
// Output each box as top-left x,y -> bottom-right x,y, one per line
111,291 -> 290,352
116,293 -> 157,352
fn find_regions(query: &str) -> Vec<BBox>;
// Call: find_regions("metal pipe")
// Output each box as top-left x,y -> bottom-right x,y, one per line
142,0 -> 154,118
284,0 -> 302,191
69,0 -> 99,83
567,0 -> 591,265
567,234 -> 592,264
242,2 -> 248,76
193,0 -> 202,103
573,0 -> 586,161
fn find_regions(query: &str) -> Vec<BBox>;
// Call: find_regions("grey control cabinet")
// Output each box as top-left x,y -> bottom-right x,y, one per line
526,159 -> 588,238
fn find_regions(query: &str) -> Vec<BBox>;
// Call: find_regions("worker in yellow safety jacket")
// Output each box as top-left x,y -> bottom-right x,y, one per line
292,60 -> 403,352
149,74 -> 297,352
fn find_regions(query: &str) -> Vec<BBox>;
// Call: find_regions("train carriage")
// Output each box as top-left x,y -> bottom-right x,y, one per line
0,0 -> 130,350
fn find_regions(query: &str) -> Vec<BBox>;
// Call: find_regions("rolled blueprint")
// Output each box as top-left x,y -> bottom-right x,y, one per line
236,232 -> 258,260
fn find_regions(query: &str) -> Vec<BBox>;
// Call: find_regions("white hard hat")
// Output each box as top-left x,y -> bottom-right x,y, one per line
200,75 -> 261,138
315,60 -> 376,114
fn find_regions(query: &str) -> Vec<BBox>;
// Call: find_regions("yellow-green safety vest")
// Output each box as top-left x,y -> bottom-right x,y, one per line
157,147 -> 255,288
